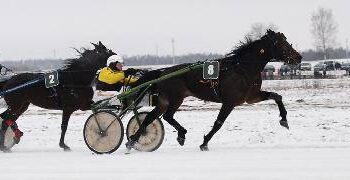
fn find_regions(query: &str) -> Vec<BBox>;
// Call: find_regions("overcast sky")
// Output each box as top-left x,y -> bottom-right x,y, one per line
0,0 -> 349,60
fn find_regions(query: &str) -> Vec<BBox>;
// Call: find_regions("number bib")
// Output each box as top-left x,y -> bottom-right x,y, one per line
203,61 -> 219,79
44,71 -> 59,88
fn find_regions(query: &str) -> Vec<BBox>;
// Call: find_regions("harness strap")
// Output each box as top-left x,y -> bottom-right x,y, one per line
199,79 -> 221,102
49,87 -> 62,108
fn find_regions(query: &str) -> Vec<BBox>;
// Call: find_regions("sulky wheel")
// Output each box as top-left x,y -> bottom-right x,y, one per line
0,125 -> 16,151
83,111 -> 124,154
126,112 -> 164,152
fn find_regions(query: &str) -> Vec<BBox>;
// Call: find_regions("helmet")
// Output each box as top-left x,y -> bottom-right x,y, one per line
106,54 -> 124,66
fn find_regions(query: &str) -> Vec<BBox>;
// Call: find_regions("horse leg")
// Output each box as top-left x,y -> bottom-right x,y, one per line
126,96 -> 168,150
200,103 -> 234,151
59,110 -> 73,151
0,109 -> 18,151
246,91 -> 289,129
0,104 -> 29,151
163,98 -> 187,146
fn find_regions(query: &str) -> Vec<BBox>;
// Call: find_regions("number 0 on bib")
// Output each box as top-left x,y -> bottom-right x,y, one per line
203,61 -> 219,79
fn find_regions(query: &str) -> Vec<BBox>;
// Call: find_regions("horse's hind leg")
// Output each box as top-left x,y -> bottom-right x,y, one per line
200,103 -> 234,151
163,97 -> 187,146
246,91 -> 289,129
0,103 -> 29,150
126,95 -> 168,150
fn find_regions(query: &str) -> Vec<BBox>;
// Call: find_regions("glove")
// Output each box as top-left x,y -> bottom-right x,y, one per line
135,69 -> 147,77
124,68 -> 138,76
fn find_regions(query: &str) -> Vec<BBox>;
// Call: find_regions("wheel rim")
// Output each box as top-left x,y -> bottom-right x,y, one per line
127,113 -> 164,152
84,111 -> 123,153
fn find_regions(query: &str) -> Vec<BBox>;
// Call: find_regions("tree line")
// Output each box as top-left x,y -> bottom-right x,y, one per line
1,7 -> 349,71
1,46 -> 349,73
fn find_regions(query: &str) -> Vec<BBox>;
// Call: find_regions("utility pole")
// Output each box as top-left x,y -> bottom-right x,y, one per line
53,49 -> 56,59
155,44 -> 159,65
155,44 -> 159,57
346,38 -> 349,60
171,38 -> 175,64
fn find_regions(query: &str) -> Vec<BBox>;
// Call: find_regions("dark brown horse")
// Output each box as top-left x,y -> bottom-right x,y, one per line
0,42 -> 116,151
127,30 -> 302,151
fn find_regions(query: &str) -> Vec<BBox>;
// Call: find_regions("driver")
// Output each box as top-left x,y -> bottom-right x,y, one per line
96,55 -> 139,91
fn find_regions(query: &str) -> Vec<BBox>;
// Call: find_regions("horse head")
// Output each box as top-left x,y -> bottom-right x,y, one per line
61,41 -> 116,86
263,29 -> 302,65
65,41 -> 116,71
90,41 -> 117,69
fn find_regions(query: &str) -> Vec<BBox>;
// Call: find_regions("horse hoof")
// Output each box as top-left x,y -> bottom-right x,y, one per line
0,145 -> 10,152
60,143 -> 71,151
280,120 -> 289,129
177,137 -> 185,146
200,145 -> 209,151
125,140 -> 136,150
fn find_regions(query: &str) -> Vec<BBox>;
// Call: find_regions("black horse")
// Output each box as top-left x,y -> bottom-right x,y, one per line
0,41 -> 116,151
127,30 -> 302,151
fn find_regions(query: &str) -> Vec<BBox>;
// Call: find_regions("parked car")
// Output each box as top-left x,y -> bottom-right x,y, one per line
263,65 -> 275,80
341,63 -> 350,70
299,63 -> 312,71
280,65 -> 291,75
313,62 -> 324,71
335,62 -> 341,70
324,61 -> 335,71
263,65 -> 275,72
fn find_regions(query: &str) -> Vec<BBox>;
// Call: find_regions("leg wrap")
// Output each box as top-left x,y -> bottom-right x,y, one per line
1,117 -> 23,143
4,119 -> 14,127
2,119 -> 19,131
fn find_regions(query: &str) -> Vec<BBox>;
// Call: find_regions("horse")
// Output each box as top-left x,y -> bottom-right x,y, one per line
0,41 -> 116,151
126,30 -> 302,151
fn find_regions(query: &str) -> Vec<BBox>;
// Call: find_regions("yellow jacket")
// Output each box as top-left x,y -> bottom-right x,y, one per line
98,67 -> 138,85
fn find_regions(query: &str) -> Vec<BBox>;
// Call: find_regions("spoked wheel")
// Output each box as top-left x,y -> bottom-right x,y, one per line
83,111 -> 124,154
0,126 -> 16,151
126,112 -> 164,152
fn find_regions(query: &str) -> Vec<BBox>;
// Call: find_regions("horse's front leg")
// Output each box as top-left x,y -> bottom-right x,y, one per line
59,110 -> 73,151
246,91 -> 289,129
200,103 -> 234,151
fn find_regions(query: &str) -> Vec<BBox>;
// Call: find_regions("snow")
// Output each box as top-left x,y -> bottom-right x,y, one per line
1,78 -> 350,179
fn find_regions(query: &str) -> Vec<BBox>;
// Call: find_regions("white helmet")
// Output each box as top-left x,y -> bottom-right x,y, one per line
106,54 -> 124,66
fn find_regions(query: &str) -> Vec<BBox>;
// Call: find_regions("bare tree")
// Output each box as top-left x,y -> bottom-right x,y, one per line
311,7 -> 338,60
246,22 -> 279,40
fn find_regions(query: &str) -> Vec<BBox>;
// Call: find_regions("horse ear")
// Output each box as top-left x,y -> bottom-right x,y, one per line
91,42 -> 98,48
110,50 -> 117,55
267,29 -> 274,34
98,41 -> 106,49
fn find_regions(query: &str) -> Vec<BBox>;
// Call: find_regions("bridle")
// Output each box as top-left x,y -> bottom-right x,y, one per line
265,32 -> 297,64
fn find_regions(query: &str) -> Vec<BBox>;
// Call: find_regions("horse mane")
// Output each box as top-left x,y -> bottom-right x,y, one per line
62,47 -> 96,70
226,36 -> 255,57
